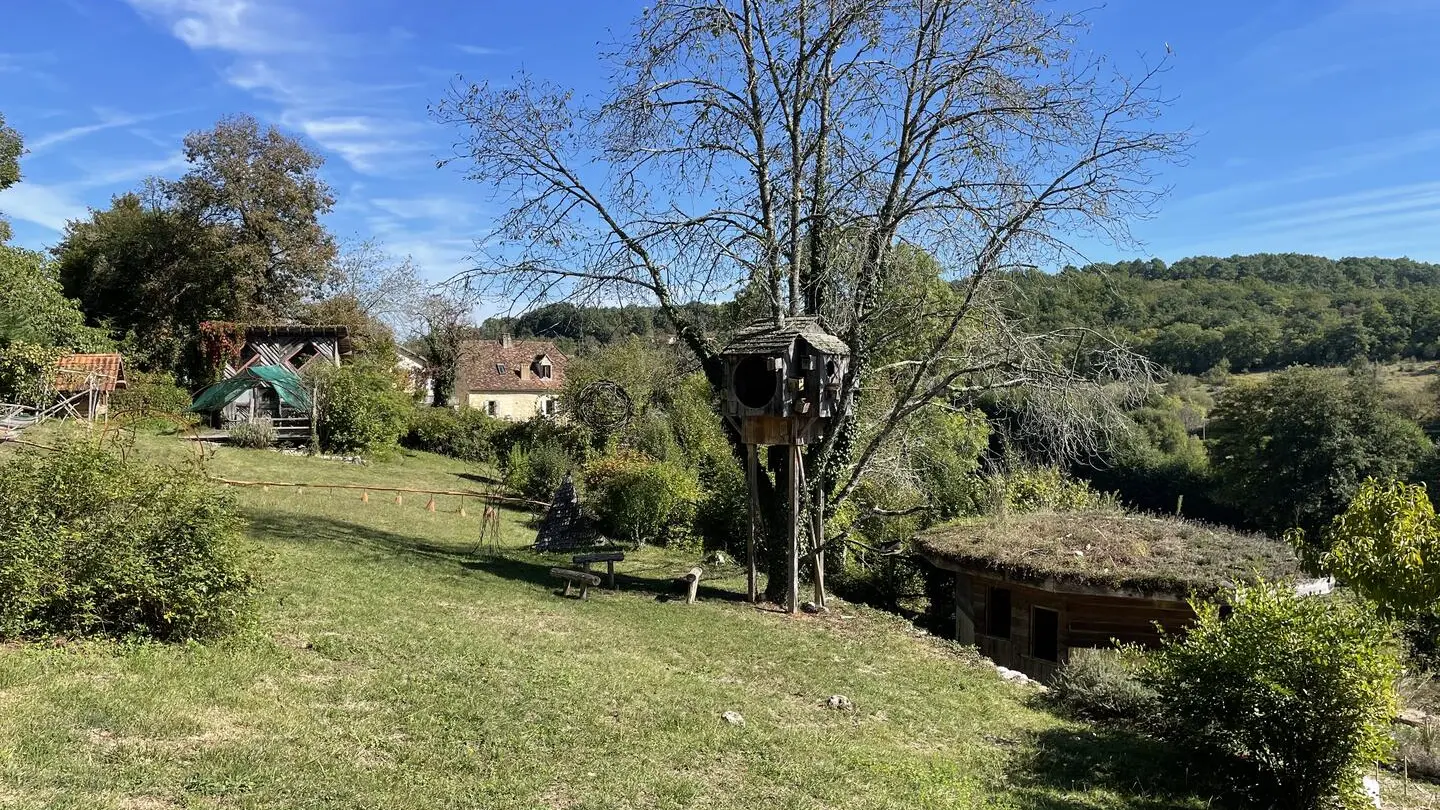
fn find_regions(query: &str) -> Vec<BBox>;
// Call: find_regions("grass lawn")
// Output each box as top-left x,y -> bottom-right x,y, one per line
1,428 -> 1437,809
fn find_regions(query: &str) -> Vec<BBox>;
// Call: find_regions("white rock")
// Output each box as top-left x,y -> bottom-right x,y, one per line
721,710 -> 746,726
825,695 -> 853,711
1362,774 -> 1381,809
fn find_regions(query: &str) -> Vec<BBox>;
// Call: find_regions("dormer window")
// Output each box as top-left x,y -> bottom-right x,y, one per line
537,355 -> 553,379
495,363 -> 507,374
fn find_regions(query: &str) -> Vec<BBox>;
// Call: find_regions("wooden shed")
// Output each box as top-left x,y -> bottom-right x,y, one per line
914,511 -> 1326,682
53,353 -> 126,417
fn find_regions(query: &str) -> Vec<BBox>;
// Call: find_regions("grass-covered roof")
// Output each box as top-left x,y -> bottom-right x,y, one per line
914,511 -> 1307,597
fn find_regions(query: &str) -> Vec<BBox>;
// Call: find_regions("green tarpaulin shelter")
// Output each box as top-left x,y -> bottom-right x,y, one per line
189,366 -> 313,414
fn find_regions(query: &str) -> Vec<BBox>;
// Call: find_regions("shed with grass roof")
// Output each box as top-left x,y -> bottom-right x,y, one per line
914,511 -> 1329,681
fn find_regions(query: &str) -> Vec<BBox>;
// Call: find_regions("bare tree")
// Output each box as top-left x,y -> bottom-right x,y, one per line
433,0 -> 1185,603
323,238 -> 427,329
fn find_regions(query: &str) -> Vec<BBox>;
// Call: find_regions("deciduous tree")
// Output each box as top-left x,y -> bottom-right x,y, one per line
161,114 -> 337,318
434,0 -> 1184,603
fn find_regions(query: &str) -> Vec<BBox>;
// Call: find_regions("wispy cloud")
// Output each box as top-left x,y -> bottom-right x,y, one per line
0,183 -> 89,232
0,149 -> 193,236
125,2 -> 434,177
123,0 -> 314,55
457,45 -> 513,56
27,108 -> 186,153
1175,128 -> 1440,212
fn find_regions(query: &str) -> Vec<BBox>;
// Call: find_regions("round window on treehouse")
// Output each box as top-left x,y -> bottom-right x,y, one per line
733,355 -> 778,409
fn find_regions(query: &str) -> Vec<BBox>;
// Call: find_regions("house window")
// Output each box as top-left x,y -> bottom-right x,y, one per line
496,363 -> 507,374
1032,607 -> 1060,662
486,400 -> 498,416
539,363 -> 552,379
986,587 -> 1012,640
544,398 -> 557,416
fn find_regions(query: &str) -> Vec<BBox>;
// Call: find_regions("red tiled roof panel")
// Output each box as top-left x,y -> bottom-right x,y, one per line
455,339 -> 567,393
54,353 -> 126,392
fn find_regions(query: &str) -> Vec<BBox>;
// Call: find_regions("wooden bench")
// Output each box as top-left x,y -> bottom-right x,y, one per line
550,568 -> 602,600
572,551 -> 626,589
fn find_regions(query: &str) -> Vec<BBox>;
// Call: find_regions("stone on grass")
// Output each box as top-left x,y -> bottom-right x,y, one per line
721,710 -> 746,726
825,695 -> 853,711
800,601 -> 830,614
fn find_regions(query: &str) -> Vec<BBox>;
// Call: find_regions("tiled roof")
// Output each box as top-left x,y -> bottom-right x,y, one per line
456,339 -> 567,393
54,353 -> 126,392
722,316 -> 850,355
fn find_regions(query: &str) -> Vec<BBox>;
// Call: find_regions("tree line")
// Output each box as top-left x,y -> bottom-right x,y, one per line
1007,254 -> 1440,374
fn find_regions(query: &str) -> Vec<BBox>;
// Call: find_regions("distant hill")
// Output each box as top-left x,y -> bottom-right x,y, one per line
1006,254 -> 1440,375
482,253 -> 1440,375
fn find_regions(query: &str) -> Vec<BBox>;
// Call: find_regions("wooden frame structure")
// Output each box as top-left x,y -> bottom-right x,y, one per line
720,317 -> 850,613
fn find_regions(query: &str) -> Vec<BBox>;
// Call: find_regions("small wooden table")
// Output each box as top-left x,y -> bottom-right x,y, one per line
572,551 -> 625,589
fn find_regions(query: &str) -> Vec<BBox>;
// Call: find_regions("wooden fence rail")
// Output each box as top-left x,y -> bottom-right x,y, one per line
207,476 -> 551,509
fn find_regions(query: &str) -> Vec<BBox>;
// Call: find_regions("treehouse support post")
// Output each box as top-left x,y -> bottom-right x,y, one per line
746,443 -> 759,604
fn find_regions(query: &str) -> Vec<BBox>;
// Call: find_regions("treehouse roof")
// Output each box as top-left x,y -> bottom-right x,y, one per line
189,366 -> 312,414
722,316 -> 850,356
914,510 -> 1309,598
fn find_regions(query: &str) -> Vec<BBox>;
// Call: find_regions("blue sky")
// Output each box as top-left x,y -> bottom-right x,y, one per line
1,0 -> 1439,286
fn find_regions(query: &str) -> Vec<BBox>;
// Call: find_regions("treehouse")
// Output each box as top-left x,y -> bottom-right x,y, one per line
719,316 -> 849,447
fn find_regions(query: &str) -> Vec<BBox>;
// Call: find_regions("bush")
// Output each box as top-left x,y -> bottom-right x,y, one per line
0,442 -> 256,641
583,451 -> 699,546
1288,478 -> 1440,620
0,341 -> 63,406
1144,584 -> 1401,810
501,438 -> 574,502
110,370 -> 192,416
403,407 -> 498,462
228,418 -> 278,449
1049,645 -> 1159,725
312,363 -> 412,456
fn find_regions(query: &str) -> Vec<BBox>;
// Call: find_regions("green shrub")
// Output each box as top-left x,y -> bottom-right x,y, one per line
312,363 -> 411,456
583,451 -> 699,546
1049,645 -> 1159,725
526,438 -> 573,501
0,442 -> 256,641
110,370 -> 192,416
0,341 -> 63,406
999,466 -> 1118,513
1144,584 -> 1401,810
228,418 -> 278,449
501,438 -> 573,501
693,451 -> 748,554
1288,478 -> 1440,620
403,407 -> 498,462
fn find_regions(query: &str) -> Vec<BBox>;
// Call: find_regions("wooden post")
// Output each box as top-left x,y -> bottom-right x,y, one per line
793,448 -> 826,611
426,496 -> 437,512
361,491 -> 369,502
745,443 -> 759,604
684,567 -> 703,604
812,506 -> 827,610
787,444 -> 801,614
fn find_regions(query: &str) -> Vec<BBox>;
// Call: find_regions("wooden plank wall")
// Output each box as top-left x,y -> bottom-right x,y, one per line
956,571 -> 1197,682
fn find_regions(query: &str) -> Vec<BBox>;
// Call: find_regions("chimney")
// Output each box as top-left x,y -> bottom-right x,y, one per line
500,333 -> 513,349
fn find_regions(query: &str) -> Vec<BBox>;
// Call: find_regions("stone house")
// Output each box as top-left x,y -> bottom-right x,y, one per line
454,334 -> 566,420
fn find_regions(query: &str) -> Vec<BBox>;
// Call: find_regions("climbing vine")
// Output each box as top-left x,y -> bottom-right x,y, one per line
198,321 -> 247,384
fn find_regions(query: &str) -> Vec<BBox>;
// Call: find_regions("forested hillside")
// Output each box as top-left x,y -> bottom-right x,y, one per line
1007,254 -> 1440,374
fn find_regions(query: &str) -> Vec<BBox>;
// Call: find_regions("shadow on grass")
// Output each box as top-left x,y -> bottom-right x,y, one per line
243,508 -> 753,604
1005,723 -> 1214,810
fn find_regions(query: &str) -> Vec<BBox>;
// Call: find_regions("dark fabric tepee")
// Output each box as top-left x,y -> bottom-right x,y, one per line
533,472 -> 599,551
